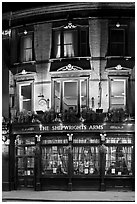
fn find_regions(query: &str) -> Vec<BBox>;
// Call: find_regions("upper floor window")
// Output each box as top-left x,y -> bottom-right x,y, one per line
53,77 -> 89,114
20,34 -> 33,62
109,77 -> 127,109
52,25 -> 90,58
108,27 -> 127,56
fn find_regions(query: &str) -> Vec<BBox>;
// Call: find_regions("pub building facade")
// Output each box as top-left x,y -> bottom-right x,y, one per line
2,2 -> 135,191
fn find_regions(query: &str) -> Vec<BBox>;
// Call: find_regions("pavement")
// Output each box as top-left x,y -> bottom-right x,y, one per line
2,190 -> 135,202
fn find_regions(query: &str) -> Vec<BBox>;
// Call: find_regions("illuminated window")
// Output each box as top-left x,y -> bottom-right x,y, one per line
109,78 -> 127,108
20,35 -> 33,62
52,27 -> 90,58
105,134 -> 133,176
53,78 -> 88,113
41,146 -> 68,175
19,82 -> 33,112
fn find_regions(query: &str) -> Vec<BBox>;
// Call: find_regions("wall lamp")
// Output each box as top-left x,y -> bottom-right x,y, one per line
116,22 -> 120,28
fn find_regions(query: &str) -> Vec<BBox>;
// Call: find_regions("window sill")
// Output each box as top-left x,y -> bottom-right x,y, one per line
105,56 -> 132,60
13,60 -> 36,66
49,56 -> 91,62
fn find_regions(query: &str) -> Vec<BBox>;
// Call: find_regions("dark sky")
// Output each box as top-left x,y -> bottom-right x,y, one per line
2,2 -> 63,13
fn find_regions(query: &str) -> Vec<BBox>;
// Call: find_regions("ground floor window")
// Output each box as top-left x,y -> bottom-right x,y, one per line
105,134 -> 133,176
41,146 -> 68,175
73,146 -> 99,175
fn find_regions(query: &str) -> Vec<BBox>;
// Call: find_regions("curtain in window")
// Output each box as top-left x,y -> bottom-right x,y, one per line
21,36 -> 32,62
54,31 -> 61,58
73,146 -> 99,175
64,31 -> 74,57
106,145 -> 132,175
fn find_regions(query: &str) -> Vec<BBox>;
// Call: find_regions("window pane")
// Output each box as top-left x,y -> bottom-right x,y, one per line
64,30 -> 77,57
73,146 -> 99,175
64,82 -> 77,97
80,44 -> 87,56
105,143 -> 133,176
21,35 -> 32,62
81,80 -> 87,109
21,85 -> 31,99
41,146 -> 68,175
110,29 -> 125,56
20,84 -> 32,111
54,31 -> 61,58
63,81 -> 78,111
80,30 -> 87,43
110,79 -> 126,108
54,81 -> 61,112
111,30 -> 124,42
23,36 -> 32,48
111,80 -> 124,96
23,100 -> 31,111
110,44 -> 124,56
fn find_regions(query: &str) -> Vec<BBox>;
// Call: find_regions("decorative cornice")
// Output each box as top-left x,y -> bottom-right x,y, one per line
57,64 -> 83,72
14,70 -> 36,81
3,2 -> 135,21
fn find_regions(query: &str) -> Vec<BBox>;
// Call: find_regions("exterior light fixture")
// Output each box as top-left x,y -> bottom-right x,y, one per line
116,22 -> 120,28
24,30 -> 27,35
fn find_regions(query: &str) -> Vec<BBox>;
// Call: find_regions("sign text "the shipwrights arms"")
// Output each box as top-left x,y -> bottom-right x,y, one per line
39,124 -> 103,131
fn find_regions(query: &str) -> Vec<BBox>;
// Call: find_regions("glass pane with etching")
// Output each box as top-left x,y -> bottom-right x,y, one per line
41,136 -> 68,144
105,143 -> 133,176
73,145 -> 99,175
41,146 -> 68,175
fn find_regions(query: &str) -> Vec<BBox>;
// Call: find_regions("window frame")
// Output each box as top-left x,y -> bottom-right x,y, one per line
52,77 -> 89,114
109,76 -> 128,109
51,26 -> 90,59
19,32 -> 34,63
108,25 -> 127,57
17,80 -> 34,112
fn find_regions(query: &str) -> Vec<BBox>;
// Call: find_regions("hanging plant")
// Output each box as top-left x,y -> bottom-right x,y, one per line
107,108 -> 127,123
62,109 -> 79,123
